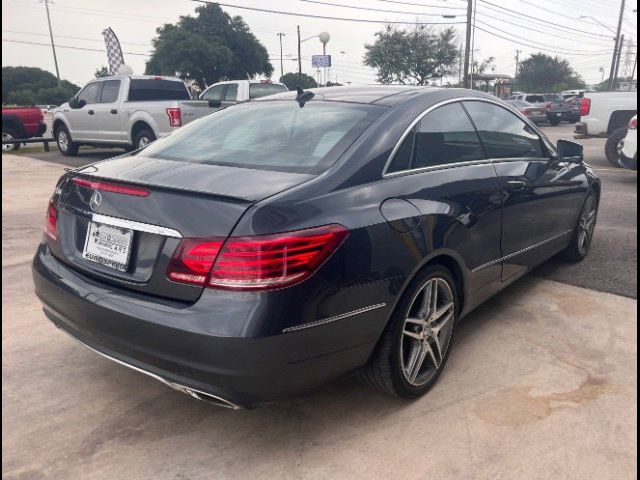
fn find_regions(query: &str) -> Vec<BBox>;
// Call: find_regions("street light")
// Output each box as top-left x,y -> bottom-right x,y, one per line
579,15 -> 617,36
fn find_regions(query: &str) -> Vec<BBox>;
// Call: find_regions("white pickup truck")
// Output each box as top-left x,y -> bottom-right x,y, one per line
574,91 -> 637,166
52,75 -> 216,156
199,80 -> 288,108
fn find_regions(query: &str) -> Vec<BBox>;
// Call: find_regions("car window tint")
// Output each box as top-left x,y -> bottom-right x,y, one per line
386,127 -> 416,173
202,85 -> 225,102
413,103 -> 485,169
525,95 -> 545,103
463,101 -> 547,159
127,79 -> 190,101
224,84 -> 238,102
78,83 -> 100,105
100,80 -> 120,103
249,83 -> 288,99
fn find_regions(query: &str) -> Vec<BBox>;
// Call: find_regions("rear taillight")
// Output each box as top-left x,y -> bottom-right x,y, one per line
166,108 -> 182,127
44,199 -> 58,240
545,102 -> 552,112
523,109 -> 531,115
629,117 -> 637,129
72,178 -> 150,197
580,98 -> 591,116
166,225 -> 349,290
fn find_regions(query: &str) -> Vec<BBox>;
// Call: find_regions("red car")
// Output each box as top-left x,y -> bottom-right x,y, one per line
2,106 -> 47,152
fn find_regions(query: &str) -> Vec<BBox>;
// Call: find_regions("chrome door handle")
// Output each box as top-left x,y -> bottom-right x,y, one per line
507,180 -> 526,189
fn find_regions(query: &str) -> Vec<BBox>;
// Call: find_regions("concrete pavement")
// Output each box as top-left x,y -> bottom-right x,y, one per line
1,155 -> 637,480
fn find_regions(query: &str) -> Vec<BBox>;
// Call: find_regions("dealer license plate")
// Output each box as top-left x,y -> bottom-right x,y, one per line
82,221 -> 133,272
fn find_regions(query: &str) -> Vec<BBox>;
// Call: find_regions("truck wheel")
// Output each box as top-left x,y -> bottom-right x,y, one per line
133,129 -> 156,150
55,125 -> 79,156
605,127 -> 627,167
548,116 -> 561,126
2,129 -> 20,152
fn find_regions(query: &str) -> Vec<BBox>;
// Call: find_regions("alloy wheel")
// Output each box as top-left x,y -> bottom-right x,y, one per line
138,136 -> 151,148
2,132 -> 16,152
578,196 -> 597,256
400,277 -> 455,387
57,130 -> 69,152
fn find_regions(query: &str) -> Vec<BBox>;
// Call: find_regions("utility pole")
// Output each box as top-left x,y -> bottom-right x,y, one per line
463,0 -> 473,88
277,33 -> 285,81
42,0 -> 61,87
613,35 -> 625,90
458,44 -> 463,85
297,26 -> 302,82
515,49 -> 521,78
609,0 -> 626,90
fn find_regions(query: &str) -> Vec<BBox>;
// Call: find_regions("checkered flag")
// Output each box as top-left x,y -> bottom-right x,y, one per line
102,27 -> 124,75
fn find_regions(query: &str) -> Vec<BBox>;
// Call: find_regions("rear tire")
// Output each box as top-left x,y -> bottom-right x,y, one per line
55,125 -> 79,156
561,191 -> 599,263
358,264 -> 459,399
133,128 -> 156,150
2,129 -> 20,152
549,116 -> 561,126
605,127 -> 627,167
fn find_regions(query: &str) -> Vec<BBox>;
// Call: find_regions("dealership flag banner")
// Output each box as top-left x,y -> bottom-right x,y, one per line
102,27 -> 124,75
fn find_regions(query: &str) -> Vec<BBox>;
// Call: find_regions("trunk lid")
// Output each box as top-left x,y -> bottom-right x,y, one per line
49,156 -> 314,302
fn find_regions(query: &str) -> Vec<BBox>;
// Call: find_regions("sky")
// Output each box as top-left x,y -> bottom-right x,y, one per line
2,0 -> 638,88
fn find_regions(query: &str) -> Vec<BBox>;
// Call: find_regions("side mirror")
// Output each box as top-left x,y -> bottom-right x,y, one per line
207,99 -> 222,108
557,139 -> 584,163
69,98 -> 86,109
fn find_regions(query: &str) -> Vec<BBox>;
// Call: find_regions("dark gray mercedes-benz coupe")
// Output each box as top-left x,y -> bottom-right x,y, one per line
33,86 -> 600,408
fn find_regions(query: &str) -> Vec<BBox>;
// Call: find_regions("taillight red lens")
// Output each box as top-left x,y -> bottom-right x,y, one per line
629,117 -> 637,129
580,98 -> 591,116
166,225 -> 349,290
167,239 -> 224,286
166,108 -> 182,127
44,199 -> 58,240
72,178 -> 150,197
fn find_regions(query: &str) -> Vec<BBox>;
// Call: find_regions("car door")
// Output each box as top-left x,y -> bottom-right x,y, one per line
221,83 -> 239,107
463,100 -> 582,281
65,81 -> 101,141
384,101 -> 504,300
89,79 -> 124,143
200,84 -> 227,112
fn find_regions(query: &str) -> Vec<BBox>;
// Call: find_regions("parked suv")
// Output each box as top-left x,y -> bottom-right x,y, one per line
2,106 -> 47,152
52,75 -> 217,156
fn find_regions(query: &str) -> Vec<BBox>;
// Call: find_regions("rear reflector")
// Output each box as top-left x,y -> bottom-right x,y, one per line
580,98 -> 591,116
629,117 -> 637,130
44,199 -> 58,240
166,107 -> 182,127
166,225 -> 349,290
72,178 -> 150,197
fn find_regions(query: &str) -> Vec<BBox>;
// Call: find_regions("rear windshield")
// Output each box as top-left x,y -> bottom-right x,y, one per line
139,101 -> 384,174
127,79 -> 191,101
249,83 -> 289,99
525,95 -> 545,103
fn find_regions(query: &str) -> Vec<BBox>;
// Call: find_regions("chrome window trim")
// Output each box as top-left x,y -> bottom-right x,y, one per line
282,303 -> 387,333
471,230 -> 573,272
91,213 -> 182,238
381,96 -> 551,178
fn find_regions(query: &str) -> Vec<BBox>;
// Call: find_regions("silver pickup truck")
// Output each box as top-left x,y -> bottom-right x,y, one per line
52,75 -> 216,156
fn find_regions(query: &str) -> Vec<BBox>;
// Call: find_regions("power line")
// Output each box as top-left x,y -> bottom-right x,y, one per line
2,38 -> 150,56
297,0 -> 462,16
373,0 -> 466,10
477,0 -> 612,38
190,0 -> 466,24
3,29 -> 152,47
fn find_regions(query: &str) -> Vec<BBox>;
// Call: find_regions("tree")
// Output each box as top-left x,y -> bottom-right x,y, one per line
2,66 -> 79,105
94,66 -> 109,78
516,53 -> 585,92
473,57 -> 496,75
145,3 -> 272,89
279,72 -> 318,90
363,24 -> 459,85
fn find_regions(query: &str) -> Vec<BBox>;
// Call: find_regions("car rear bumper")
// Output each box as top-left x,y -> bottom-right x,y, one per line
32,244 -> 385,408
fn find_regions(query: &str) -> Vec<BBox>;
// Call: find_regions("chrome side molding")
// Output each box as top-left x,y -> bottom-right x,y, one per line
283,303 -> 387,333
92,213 -> 182,238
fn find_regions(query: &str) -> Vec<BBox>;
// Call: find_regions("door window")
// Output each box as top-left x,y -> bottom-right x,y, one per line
463,101 -> 547,159
77,83 -> 100,105
224,84 -> 238,102
100,80 -> 121,103
202,84 -> 226,102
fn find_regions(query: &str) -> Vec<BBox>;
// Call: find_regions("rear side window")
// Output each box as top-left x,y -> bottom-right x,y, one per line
249,83 -> 288,99
140,101 -> 384,174
127,79 -> 190,101
224,84 -> 238,102
525,95 -> 545,103
201,84 -> 226,102
386,102 -> 485,173
100,80 -> 120,103
77,83 -> 100,105
463,101 -> 547,159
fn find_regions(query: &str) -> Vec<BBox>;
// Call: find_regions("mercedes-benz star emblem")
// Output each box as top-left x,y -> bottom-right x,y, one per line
89,191 -> 102,211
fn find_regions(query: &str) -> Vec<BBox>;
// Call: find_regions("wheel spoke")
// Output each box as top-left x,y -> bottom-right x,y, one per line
406,343 -> 428,382
423,339 -> 440,369
402,328 -> 422,341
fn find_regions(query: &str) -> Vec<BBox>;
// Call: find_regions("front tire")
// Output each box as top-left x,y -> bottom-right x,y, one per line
55,125 -> 79,156
605,127 -> 627,167
359,265 -> 458,399
561,191 -> 599,263
2,129 -> 20,152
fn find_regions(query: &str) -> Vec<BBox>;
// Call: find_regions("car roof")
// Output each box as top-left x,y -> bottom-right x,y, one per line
91,75 -> 185,82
